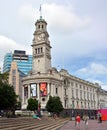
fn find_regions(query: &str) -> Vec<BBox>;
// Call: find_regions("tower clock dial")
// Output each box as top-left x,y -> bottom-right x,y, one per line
37,34 -> 42,41
37,33 -> 46,41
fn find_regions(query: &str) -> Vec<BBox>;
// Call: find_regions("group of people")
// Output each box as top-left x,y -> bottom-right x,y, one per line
75,114 -> 89,130
75,112 -> 102,130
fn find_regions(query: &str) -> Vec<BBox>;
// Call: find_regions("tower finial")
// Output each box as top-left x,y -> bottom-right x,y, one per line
39,4 -> 42,20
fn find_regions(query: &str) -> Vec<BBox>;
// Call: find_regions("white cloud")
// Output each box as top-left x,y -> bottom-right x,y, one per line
75,63 -> 107,90
86,78 -> 107,90
77,62 -> 107,76
75,62 -> 107,90
43,3 -> 91,34
18,3 -> 91,34
18,4 -> 36,23
18,3 -> 105,60
0,35 -> 32,71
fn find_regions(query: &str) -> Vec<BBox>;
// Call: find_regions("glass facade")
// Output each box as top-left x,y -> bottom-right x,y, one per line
3,50 -> 32,75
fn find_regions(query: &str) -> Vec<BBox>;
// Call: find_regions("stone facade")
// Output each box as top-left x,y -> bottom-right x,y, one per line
9,61 -> 25,100
22,16 -> 107,110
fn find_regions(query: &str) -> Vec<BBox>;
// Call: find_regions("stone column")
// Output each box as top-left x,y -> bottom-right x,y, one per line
62,84 -> 64,107
47,83 -> 50,100
51,83 -> 54,97
37,83 -> 40,100
28,84 -> 31,99
22,85 -> 24,104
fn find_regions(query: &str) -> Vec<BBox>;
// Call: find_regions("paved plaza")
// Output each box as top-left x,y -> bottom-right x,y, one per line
0,116 -> 69,130
0,117 -> 107,130
58,120 -> 107,130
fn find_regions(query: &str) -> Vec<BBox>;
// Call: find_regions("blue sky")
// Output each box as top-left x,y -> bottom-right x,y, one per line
0,0 -> 107,90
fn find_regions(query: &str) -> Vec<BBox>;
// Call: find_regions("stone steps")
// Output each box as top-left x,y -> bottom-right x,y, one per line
0,117 -> 69,130
31,120 -> 67,130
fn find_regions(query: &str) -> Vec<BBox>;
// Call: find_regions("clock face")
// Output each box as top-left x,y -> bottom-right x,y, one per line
37,34 -> 42,41
37,33 -> 46,41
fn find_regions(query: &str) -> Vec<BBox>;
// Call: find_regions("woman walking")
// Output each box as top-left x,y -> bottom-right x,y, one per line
75,114 -> 81,130
83,114 -> 89,130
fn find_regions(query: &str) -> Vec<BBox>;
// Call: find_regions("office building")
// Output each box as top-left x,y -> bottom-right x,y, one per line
3,50 -> 32,75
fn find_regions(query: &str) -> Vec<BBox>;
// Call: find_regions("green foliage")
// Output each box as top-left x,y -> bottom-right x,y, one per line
27,98 -> 38,111
46,96 -> 53,113
0,83 -> 17,110
0,72 -> 9,84
15,101 -> 21,110
46,96 -> 64,114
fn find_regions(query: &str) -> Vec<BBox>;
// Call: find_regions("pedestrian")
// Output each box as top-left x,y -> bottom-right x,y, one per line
83,114 -> 89,130
75,114 -> 81,130
33,111 -> 41,120
53,112 -> 57,120
98,112 -> 102,123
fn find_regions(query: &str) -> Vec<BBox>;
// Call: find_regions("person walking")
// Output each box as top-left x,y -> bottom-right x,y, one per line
83,114 -> 89,130
33,111 -> 41,120
99,112 -> 102,123
53,112 -> 57,120
75,114 -> 81,130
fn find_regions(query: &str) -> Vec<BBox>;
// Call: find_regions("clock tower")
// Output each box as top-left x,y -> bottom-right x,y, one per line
32,16 -> 52,73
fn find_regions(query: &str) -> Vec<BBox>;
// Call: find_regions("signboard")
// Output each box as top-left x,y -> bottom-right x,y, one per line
30,83 -> 37,97
39,82 -> 47,97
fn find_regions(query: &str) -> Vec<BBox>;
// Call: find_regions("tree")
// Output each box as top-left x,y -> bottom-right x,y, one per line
0,72 -> 17,116
0,83 -> 17,114
0,72 -> 9,84
27,98 -> 38,111
46,96 -> 63,114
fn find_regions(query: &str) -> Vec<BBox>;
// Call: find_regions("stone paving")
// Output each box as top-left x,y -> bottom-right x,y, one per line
58,120 -> 107,130
0,117 -> 107,130
0,116 -> 69,130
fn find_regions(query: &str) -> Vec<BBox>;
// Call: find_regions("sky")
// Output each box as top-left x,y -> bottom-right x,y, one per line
0,0 -> 107,90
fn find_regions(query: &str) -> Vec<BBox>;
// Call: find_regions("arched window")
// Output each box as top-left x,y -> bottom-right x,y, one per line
42,24 -> 44,29
38,25 -> 40,29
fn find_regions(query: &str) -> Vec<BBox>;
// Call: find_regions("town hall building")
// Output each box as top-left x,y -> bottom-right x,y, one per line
22,15 -> 107,113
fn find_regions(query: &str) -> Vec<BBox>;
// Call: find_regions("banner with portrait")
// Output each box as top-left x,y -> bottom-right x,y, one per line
39,82 -> 47,97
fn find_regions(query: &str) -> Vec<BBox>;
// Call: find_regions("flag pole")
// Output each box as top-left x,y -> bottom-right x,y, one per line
39,4 -> 42,19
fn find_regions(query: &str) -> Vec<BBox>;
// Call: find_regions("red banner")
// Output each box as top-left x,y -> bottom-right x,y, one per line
39,83 -> 47,97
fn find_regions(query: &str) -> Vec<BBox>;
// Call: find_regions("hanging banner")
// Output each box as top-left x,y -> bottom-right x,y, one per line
39,82 -> 47,97
24,85 -> 28,98
30,83 -> 37,97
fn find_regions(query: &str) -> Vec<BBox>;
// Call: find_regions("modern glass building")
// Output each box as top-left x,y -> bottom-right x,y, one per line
3,50 -> 32,75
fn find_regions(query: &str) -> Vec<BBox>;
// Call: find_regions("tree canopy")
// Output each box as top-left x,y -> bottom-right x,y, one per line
46,96 -> 64,114
0,72 -> 9,84
0,82 -> 17,110
0,73 -> 17,111
27,98 -> 38,111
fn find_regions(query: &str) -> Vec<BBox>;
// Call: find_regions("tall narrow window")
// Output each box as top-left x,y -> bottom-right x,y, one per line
56,88 -> 58,94
35,49 -> 37,54
72,89 -> 74,98
76,89 -> 78,97
41,47 -> 43,53
38,48 -> 40,54
38,25 -> 40,29
65,89 -> 66,95
42,24 -> 44,29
